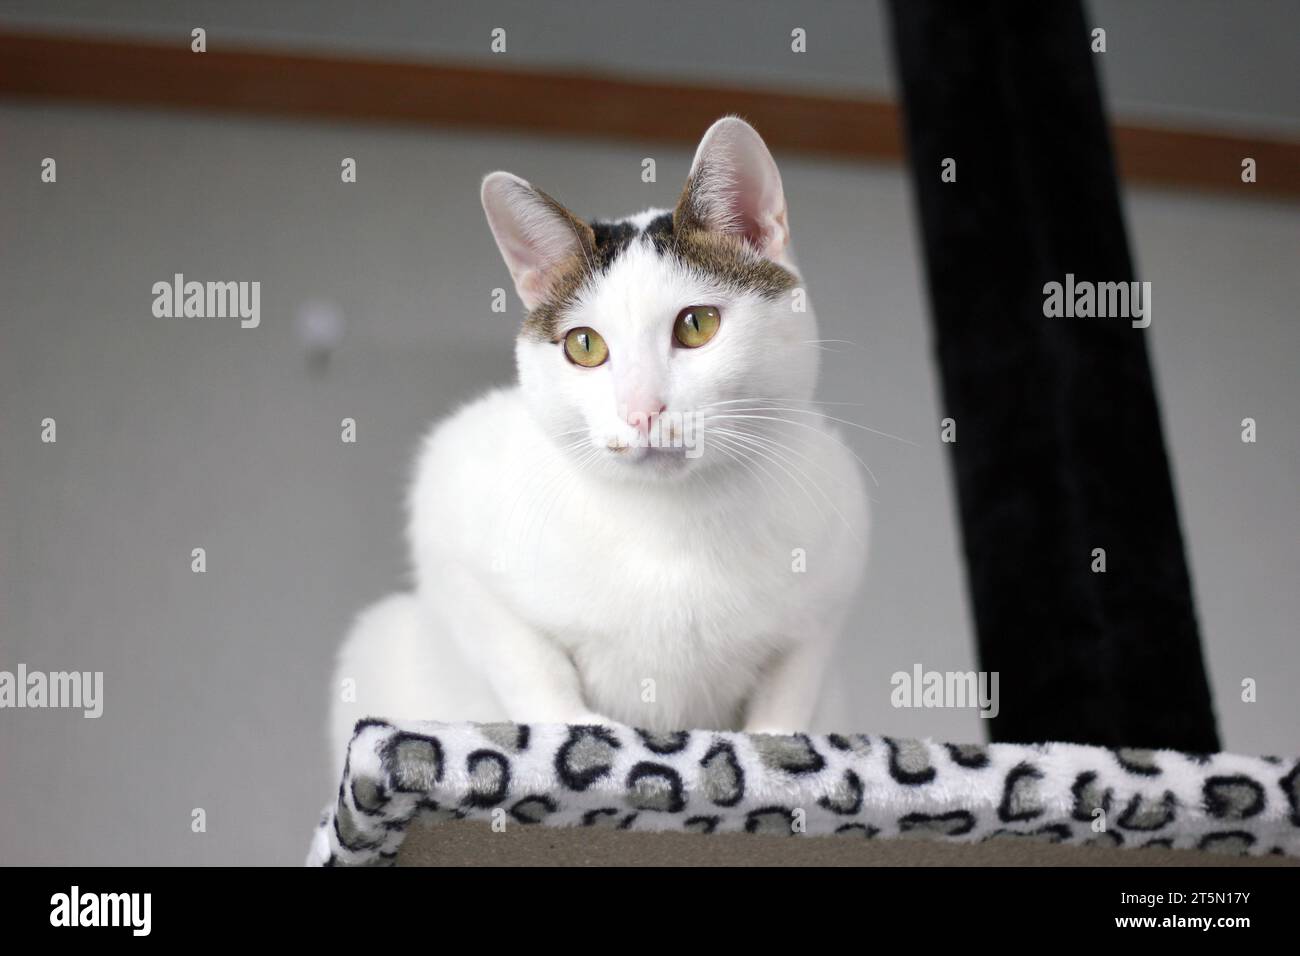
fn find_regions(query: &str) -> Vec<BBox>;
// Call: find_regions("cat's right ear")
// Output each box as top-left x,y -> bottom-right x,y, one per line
674,117 -> 790,261
481,172 -> 595,311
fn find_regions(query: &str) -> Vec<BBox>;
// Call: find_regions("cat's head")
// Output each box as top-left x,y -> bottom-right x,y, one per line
482,117 -> 818,482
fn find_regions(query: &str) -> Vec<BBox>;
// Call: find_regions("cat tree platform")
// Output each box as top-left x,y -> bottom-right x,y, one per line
308,719 -> 1300,866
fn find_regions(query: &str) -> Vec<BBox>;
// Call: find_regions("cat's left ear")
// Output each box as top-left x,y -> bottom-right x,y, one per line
481,172 -> 595,311
674,116 -> 790,260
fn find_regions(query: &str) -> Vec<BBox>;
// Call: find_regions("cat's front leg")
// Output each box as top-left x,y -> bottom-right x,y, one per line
433,567 -> 612,726
742,634 -> 837,735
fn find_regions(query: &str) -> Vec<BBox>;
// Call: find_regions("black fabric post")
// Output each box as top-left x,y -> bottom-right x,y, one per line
886,1 -> 1219,751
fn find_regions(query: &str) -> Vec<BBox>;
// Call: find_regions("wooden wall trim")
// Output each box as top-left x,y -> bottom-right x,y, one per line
1,30 -> 1296,197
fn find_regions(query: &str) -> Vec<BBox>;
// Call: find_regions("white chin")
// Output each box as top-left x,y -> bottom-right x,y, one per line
606,445 -> 697,479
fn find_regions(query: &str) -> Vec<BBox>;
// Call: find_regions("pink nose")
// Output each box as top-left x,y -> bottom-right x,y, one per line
626,403 -> 667,437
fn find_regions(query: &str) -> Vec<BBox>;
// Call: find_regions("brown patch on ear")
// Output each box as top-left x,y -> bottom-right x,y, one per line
674,228 -> 798,300
671,159 -> 797,299
519,188 -> 596,342
672,160 -> 715,236
522,252 -> 594,341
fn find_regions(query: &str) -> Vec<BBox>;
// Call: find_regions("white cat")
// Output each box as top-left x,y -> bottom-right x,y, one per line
330,117 -> 869,775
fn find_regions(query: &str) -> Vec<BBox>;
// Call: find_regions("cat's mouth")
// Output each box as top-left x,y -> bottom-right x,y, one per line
604,437 -> 700,460
615,446 -> 702,483
588,415 -> 706,477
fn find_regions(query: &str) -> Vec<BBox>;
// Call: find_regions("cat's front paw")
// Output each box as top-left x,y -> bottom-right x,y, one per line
572,711 -> 619,728
743,725 -> 799,737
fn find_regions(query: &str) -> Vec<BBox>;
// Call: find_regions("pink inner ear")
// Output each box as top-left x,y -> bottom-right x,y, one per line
742,202 -> 789,261
482,172 -> 585,310
516,268 -> 552,307
692,120 -> 790,259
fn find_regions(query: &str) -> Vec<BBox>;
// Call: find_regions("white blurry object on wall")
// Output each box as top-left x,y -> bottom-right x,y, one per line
295,299 -> 346,371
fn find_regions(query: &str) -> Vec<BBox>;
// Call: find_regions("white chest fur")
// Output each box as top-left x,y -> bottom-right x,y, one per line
408,387 -> 867,731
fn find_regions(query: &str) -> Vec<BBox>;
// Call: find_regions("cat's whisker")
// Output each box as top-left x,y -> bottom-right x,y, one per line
695,396 -> 866,409
507,442 -> 594,545
710,424 -> 852,492
501,435 -> 598,558
710,426 -> 861,543
708,434 -> 801,523
529,446 -> 601,563
501,449 -> 567,557
725,418 -> 880,511
797,338 -> 861,354
706,405 -> 916,447
549,425 -> 593,440
707,438 -> 775,499
705,412 -> 881,487
710,430 -> 825,523
519,442 -> 601,564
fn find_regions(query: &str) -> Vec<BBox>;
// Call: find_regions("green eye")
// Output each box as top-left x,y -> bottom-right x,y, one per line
673,306 -> 721,348
563,326 -> 609,367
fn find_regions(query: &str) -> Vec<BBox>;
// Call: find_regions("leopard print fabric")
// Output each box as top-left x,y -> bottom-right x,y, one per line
307,718 -> 1300,865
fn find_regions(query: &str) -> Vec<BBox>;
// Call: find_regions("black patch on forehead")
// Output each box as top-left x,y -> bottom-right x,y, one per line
589,219 -> 640,269
643,212 -> 676,248
588,213 -> 679,270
